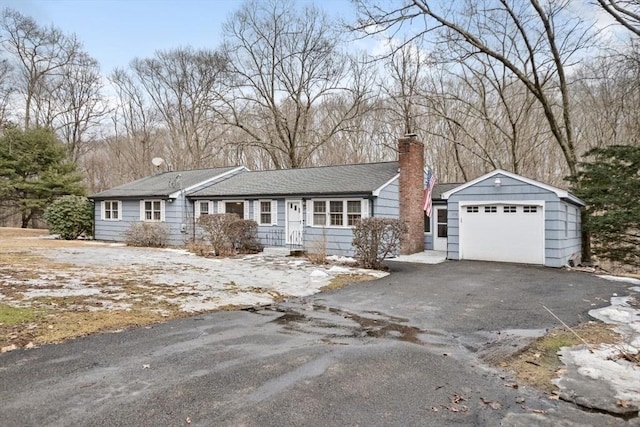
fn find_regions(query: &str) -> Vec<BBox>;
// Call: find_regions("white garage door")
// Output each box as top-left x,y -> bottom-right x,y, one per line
459,204 -> 544,264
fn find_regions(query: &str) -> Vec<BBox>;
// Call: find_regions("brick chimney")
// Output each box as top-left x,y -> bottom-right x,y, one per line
398,134 -> 425,255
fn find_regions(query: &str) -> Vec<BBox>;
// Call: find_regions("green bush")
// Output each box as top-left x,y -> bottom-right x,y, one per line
124,223 -> 169,247
43,195 -> 93,240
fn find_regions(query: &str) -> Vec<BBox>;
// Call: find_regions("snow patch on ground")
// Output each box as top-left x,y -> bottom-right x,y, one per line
597,275 -> 640,285
554,283 -> 640,411
1,245 -> 388,313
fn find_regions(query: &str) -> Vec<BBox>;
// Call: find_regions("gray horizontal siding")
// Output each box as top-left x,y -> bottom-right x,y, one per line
304,226 -> 355,256
257,199 -> 286,247
424,233 -> 433,250
94,197 -> 189,246
374,178 -> 399,218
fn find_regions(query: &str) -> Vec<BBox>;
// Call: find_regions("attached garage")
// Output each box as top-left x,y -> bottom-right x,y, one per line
442,170 -> 584,268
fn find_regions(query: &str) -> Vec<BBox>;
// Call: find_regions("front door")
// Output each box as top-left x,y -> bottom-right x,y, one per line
433,206 -> 448,251
286,200 -> 303,245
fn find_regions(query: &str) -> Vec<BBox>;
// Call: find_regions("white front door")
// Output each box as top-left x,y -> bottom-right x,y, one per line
433,206 -> 448,251
286,200 -> 303,245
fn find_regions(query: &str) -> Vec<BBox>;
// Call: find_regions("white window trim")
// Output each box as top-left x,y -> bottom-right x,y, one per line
219,200 -> 249,220
254,199 -> 278,226
307,198 -> 369,228
195,200 -> 213,219
101,200 -> 121,221
140,199 -> 165,222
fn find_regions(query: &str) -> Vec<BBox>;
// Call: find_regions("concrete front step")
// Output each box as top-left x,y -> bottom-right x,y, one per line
262,247 -> 294,257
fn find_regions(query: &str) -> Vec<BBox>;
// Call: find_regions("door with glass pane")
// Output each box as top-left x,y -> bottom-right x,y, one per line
433,206 -> 448,251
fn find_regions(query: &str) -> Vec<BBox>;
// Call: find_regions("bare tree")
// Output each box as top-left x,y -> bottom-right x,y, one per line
596,0 -> 640,37
218,0 -> 369,169
0,57 -> 13,128
50,52 -> 108,162
109,68 -> 161,180
355,0 -> 597,177
129,47 -> 229,169
0,8 -> 83,129
382,40 -> 431,135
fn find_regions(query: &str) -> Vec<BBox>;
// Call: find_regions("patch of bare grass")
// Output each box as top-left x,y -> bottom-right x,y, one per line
0,227 -> 48,239
321,273 -> 377,291
498,322 -> 621,393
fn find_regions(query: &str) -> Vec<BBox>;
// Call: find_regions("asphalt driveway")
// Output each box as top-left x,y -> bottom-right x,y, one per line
317,260 -> 623,334
0,260 -> 636,426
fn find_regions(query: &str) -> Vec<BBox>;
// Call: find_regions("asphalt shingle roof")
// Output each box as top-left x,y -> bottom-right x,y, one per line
189,162 -> 400,198
89,166 -> 240,199
432,183 -> 463,200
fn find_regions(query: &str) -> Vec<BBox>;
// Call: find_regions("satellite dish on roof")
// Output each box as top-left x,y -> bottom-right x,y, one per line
151,157 -> 165,167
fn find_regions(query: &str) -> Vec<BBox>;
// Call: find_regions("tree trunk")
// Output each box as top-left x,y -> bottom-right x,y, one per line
21,211 -> 32,228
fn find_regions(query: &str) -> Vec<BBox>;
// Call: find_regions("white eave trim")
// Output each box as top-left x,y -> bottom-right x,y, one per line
372,173 -> 399,197
170,166 -> 248,199
441,169 -> 585,206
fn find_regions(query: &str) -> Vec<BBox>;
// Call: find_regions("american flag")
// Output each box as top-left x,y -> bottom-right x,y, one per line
422,170 -> 437,217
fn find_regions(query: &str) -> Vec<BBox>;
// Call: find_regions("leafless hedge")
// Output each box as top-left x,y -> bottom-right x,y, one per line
352,218 -> 407,270
124,223 -> 169,247
197,214 -> 263,256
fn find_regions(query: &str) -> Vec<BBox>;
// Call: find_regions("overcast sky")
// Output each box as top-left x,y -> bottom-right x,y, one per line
4,0 -> 356,73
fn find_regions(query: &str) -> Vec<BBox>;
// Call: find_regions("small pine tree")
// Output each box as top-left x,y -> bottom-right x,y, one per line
0,127 -> 86,227
44,195 -> 93,240
571,145 -> 640,267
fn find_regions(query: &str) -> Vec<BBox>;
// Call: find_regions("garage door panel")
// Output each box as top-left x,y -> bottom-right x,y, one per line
460,204 -> 544,264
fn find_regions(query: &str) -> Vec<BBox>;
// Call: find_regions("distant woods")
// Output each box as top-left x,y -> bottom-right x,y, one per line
1,0 -> 639,198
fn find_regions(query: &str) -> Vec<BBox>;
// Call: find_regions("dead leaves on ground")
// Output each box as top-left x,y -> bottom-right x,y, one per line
431,394 -> 505,413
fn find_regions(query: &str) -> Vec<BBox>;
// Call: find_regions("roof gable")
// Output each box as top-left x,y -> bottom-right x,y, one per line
441,169 -> 584,206
89,166 -> 244,199
189,162 -> 400,198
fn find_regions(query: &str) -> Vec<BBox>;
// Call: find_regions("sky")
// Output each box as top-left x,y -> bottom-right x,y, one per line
1,0 -> 625,77
4,0 -> 357,73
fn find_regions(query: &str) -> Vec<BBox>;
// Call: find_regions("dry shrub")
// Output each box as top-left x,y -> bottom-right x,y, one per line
124,223 -> 169,247
197,214 -> 262,256
307,232 -> 328,264
228,219 -> 263,253
352,217 -> 407,269
186,238 -> 212,256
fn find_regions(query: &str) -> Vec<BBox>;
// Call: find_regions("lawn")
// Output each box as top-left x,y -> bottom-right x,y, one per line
0,227 -> 385,351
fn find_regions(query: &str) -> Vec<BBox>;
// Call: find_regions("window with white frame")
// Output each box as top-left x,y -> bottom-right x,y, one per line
347,201 -> 362,226
329,201 -> 343,226
311,199 -> 367,227
199,201 -> 210,216
142,200 -> 163,221
313,201 -> 327,226
102,200 -> 120,220
253,200 -> 277,225
260,201 -> 271,224
195,200 -> 212,219
225,201 -> 244,217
